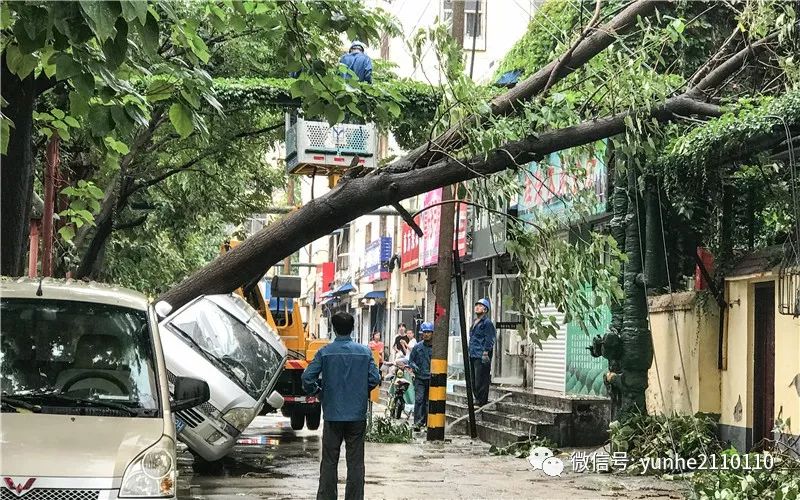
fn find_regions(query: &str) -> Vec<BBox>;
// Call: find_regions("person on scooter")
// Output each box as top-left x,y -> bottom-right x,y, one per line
408,321 -> 433,432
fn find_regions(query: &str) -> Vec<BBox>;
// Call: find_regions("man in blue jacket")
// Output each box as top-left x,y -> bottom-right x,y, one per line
302,312 -> 381,500
469,298 -> 496,406
339,41 -> 372,83
408,321 -> 433,431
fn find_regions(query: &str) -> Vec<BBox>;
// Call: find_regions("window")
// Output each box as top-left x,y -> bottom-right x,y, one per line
379,215 -> 388,238
169,298 -> 283,401
365,223 -> 373,250
1,299 -> 159,416
442,0 -> 486,50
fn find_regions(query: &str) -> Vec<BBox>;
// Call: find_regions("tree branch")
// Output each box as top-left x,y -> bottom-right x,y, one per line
542,0 -> 603,95
114,215 -> 148,231
403,0 -> 660,168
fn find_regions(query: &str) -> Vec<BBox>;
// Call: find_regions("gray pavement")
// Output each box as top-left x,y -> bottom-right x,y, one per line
177,414 -> 689,500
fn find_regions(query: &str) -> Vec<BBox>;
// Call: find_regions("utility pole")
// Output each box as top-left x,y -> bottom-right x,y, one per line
427,0 -> 465,442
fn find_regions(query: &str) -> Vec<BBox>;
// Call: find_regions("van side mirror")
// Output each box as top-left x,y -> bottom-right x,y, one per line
171,376 -> 210,412
266,390 -> 284,410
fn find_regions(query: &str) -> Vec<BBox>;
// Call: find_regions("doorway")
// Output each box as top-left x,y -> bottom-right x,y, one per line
753,281 -> 775,447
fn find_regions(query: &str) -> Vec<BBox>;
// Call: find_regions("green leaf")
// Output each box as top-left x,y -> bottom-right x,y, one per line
51,109 -> 66,120
72,72 -> 96,97
0,3 -> 11,30
88,106 -> 113,137
87,185 -> 104,198
139,12 -> 160,54
102,18 -> 129,69
120,0 -> 148,24
58,225 -> 76,242
146,79 -> 175,102
169,102 -> 194,138
69,92 -> 90,118
324,103 -> 344,125
5,44 -> 38,79
0,116 -> 11,156
111,105 -> 133,135
104,136 -> 130,155
53,52 -> 82,81
79,0 -> 120,42
64,116 -> 80,128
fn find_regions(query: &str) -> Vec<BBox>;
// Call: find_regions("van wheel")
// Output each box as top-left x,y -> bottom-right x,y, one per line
191,452 -> 224,474
290,411 -> 305,430
306,406 -> 321,430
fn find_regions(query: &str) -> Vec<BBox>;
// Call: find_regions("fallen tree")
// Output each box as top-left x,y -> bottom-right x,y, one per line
157,27 -> 782,309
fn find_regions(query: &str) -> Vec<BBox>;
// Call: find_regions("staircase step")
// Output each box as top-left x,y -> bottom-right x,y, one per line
446,412 -> 529,448
446,392 -> 570,424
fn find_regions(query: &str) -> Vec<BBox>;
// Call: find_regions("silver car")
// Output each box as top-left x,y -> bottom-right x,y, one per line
159,293 -> 286,463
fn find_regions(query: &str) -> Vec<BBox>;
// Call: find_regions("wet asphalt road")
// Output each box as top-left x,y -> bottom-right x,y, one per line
177,414 -> 322,499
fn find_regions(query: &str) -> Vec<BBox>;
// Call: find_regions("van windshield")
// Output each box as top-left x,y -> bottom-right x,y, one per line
168,298 -> 283,401
1,299 -> 160,417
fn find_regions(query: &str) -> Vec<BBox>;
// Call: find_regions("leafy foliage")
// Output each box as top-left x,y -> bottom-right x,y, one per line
365,416 -> 413,444
609,413 -> 722,474
488,436 -> 558,459
690,452 -> 800,500
660,91 -> 800,262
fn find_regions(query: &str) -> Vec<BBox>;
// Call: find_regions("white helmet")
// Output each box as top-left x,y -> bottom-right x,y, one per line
350,40 -> 366,51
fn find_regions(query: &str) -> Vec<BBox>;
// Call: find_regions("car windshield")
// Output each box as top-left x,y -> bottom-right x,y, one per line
1,298 -> 159,416
168,297 -> 283,400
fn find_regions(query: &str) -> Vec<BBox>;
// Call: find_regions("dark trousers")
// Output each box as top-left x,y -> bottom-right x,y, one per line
414,378 -> 430,426
318,420 -> 367,500
471,357 -> 492,405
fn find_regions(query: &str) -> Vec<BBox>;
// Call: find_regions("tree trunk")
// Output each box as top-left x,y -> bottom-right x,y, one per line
644,175 -> 667,291
1,60 -> 36,276
618,165 -> 652,417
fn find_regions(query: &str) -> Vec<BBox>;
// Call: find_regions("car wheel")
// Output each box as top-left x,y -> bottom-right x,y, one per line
305,406 -> 321,430
290,410 -> 305,430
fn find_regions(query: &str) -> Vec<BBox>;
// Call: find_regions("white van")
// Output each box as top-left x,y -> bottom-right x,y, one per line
158,294 -> 286,463
0,278 -> 210,499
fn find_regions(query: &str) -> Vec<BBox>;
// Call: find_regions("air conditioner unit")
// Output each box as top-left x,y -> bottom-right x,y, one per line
285,113 -> 377,175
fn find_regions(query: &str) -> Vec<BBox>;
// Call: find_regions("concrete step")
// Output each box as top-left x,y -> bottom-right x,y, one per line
451,381 -> 608,412
446,392 -> 570,424
446,412 -> 529,448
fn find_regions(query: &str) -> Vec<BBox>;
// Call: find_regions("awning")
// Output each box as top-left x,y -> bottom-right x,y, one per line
362,291 -> 386,299
320,290 -> 334,298
319,296 -> 337,306
332,282 -> 355,295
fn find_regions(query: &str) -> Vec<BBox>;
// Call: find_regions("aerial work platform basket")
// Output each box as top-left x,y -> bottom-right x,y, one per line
285,112 -> 377,175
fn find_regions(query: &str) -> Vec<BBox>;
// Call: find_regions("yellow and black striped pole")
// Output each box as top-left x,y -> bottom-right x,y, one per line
426,184 -> 456,441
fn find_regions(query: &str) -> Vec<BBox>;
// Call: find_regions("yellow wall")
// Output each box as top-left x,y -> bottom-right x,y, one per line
720,274 -> 800,442
647,291 -> 721,415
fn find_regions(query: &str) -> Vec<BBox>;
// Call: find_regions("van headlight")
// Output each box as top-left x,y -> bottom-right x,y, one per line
222,407 -> 256,432
119,436 -> 176,498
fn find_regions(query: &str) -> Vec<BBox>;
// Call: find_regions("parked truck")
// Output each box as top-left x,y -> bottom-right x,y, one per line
222,240 -> 330,430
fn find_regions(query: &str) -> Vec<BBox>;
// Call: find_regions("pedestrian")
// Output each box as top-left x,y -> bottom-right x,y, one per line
302,312 -> 381,500
392,325 -> 409,361
406,326 -> 417,351
339,40 -> 372,83
469,298 -> 496,406
408,321 -> 433,432
368,330 -> 384,364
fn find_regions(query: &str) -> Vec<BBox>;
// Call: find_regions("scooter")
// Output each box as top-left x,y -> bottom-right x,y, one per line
390,373 -> 412,419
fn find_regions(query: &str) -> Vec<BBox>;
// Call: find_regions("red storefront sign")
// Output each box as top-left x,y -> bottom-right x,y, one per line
315,262 -> 335,301
401,188 -> 468,273
401,217 -> 420,273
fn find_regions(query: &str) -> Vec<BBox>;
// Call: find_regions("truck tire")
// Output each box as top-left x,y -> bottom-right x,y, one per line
290,410 -> 305,430
305,406 -> 321,430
